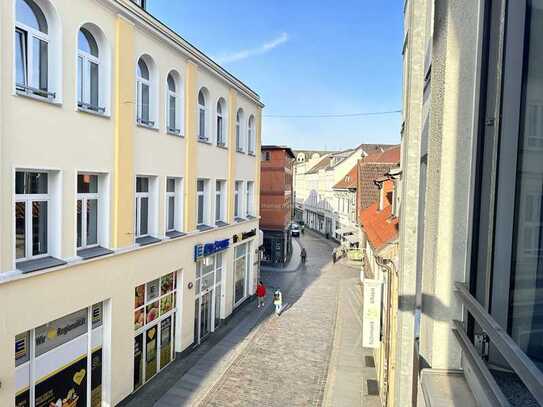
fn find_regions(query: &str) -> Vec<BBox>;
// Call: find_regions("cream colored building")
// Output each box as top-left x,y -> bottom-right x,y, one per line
0,0 -> 263,405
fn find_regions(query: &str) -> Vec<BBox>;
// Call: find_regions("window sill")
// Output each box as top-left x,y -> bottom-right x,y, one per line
16,256 -> 67,274
217,144 -> 228,150
215,220 -> 229,227
197,224 -> 215,232
136,236 -> 162,246
16,90 -> 62,106
234,217 -> 246,223
166,230 -> 186,239
77,246 -> 114,260
248,152 -> 256,156
77,107 -> 110,119
198,138 -> 212,145
236,149 -> 246,154
167,130 -> 183,137
137,123 -> 159,132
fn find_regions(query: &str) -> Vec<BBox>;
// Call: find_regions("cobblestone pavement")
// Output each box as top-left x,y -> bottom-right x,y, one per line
198,233 -> 345,407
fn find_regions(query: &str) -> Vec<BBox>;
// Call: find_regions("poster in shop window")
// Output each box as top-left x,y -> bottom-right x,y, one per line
15,389 -> 30,407
91,348 -> 102,407
133,334 -> 144,390
34,355 -> 88,407
160,317 -> 172,369
145,326 -> 158,381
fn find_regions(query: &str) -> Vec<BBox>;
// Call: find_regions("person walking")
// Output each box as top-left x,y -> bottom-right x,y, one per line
256,281 -> 266,308
301,247 -> 307,264
332,247 -> 337,264
273,289 -> 283,315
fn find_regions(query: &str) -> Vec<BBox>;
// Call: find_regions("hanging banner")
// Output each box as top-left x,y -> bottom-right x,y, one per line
362,278 -> 383,348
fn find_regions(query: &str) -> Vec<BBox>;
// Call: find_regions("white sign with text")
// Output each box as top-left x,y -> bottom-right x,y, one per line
362,278 -> 383,348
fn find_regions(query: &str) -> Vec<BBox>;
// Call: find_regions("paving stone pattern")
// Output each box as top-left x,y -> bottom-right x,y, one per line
198,236 -> 340,407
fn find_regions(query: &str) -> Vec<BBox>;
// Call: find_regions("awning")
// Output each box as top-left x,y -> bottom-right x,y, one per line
336,226 -> 357,236
345,234 -> 360,245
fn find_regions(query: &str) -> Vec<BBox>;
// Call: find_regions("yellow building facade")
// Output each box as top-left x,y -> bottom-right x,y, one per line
0,0 -> 263,405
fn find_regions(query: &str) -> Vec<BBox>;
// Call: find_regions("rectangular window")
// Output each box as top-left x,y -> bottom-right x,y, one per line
246,181 -> 254,217
77,174 -> 99,249
215,181 -> 225,223
15,29 -> 27,88
32,37 -> 48,92
15,171 -> 49,261
168,95 -> 177,132
136,176 -> 150,237
166,178 -> 177,232
197,179 -> 208,226
199,108 -> 206,140
234,181 -> 243,218
217,115 -> 224,145
234,243 -> 249,305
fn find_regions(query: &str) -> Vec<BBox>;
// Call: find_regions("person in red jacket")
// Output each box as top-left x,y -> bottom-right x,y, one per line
256,281 -> 266,308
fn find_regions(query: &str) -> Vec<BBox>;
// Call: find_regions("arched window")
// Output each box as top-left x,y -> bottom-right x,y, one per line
166,72 -> 182,134
216,98 -> 226,146
198,88 -> 208,140
77,27 -> 102,112
236,108 -> 244,152
136,57 -> 154,126
15,0 -> 52,98
247,115 -> 255,154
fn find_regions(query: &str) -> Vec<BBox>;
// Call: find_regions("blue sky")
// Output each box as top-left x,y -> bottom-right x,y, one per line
147,1 -> 404,150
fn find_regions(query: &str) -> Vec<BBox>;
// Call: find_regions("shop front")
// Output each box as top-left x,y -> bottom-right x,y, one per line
15,303 -> 104,407
133,271 -> 178,392
193,239 -> 229,346
261,229 -> 292,265
233,241 -> 252,308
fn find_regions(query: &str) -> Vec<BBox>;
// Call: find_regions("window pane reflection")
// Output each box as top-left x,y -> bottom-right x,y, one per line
510,1 -> 543,368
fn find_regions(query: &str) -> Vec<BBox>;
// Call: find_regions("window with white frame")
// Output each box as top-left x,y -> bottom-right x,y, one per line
77,174 -> 99,249
234,181 -> 243,218
165,178 -> 177,232
215,180 -> 226,223
247,115 -> 255,154
15,171 -> 50,261
234,242 -> 251,306
135,177 -> 150,237
197,179 -> 209,226
236,109 -> 244,152
166,72 -> 182,135
246,181 -> 254,217
198,88 -> 209,141
15,0 -> 54,99
216,98 -> 226,146
77,27 -> 104,113
137,57 -> 154,126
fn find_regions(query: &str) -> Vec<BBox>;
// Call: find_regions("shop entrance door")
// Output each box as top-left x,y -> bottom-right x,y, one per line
200,290 -> 212,341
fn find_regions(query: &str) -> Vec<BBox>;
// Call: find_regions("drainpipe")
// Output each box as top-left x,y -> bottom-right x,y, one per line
375,254 -> 398,407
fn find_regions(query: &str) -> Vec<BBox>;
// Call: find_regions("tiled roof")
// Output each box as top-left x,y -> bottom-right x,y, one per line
363,145 -> 401,163
333,164 -> 358,189
305,156 -> 333,174
360,201 -> 399,251
358,143 -> 397,156
358,163 -> 397,211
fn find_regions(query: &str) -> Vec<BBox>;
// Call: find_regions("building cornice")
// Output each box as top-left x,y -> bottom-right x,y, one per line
102,0 -> 264,108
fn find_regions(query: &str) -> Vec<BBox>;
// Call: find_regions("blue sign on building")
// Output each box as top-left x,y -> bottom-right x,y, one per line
194,238 -> 230,261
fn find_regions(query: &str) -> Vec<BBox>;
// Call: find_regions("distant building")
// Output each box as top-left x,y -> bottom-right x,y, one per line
294,144 -> 395,239
260,146 -> 295,265
332,164 -> 359,245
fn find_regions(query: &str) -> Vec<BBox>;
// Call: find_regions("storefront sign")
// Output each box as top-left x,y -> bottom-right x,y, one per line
232,228 -> 257,244
35,308 -> 88,356
194,239 -> 230,261
362,278 -> 383,348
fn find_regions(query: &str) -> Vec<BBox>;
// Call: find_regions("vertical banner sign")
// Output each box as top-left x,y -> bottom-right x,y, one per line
362,279 -> 383,348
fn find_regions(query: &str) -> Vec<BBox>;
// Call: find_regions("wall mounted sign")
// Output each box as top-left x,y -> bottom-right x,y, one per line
232,228 -> 257,244
194,239 -> 230,261
362,278 -> 383,348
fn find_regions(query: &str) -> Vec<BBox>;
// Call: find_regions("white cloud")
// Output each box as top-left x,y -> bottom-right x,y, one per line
215,32 -> 289,64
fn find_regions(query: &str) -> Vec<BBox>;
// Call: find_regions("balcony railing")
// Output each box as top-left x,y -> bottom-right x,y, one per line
453,282 -> 543,405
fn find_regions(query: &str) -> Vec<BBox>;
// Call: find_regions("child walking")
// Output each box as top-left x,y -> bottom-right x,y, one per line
256,281 -> 266,308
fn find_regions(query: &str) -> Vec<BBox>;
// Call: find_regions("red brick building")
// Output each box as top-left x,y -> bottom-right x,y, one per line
260,146 -> 295,265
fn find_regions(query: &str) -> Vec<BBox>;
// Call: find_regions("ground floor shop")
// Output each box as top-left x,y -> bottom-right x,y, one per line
261,229 -> 292,265
304,209 -> 335,238
0,222 -> 258,407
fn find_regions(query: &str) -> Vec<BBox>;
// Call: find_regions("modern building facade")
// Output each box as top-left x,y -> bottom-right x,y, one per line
0,0 -> 263,405
387,0 -> 543,405
260,145 -> 295,265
